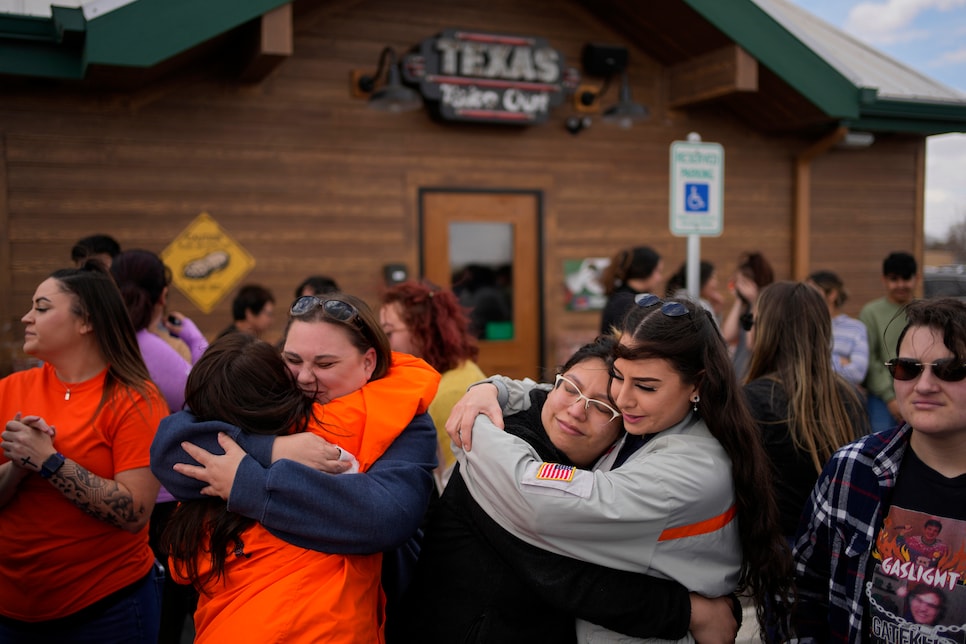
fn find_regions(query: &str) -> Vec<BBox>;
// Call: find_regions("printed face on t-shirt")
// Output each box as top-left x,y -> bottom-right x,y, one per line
868,483 -> 966,641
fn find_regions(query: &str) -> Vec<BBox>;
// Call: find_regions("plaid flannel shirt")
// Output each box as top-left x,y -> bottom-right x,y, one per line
791,423 -> 911,642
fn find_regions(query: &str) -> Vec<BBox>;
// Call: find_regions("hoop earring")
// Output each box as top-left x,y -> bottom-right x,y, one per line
691,394 -> 700,413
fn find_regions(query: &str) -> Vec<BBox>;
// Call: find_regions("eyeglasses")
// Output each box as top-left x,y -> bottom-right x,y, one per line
633,293 -> 690,319
553,374 -> 621,422
290,296 -> 359,324
885,357 -> 966,382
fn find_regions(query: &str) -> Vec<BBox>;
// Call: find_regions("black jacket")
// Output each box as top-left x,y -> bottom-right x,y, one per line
387,390 -> 691,643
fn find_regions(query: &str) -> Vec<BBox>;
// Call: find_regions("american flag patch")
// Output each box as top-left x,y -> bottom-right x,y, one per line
536,462 -> 576,482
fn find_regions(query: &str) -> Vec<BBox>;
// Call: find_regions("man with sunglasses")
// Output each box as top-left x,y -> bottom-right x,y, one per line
792,297 -> 966,642
860,251 -> 919,432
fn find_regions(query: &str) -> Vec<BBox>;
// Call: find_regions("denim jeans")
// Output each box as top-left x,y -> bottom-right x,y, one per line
0,561 -> 164,643
866,393 -> 898,433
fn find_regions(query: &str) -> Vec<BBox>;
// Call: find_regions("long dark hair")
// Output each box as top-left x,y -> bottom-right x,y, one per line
601,246 -> 661,296
160,334 -> 315,593
110,249 -> 171,331
47,262 -> 157,421
618,297 -> 793,637
747,282 -> 865,472
381,280 -> 478,372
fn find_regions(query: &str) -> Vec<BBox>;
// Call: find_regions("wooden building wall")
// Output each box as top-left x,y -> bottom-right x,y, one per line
0,0 -> 924,375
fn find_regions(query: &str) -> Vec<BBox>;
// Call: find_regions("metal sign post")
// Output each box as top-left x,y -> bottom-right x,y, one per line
669,133 -> 724,298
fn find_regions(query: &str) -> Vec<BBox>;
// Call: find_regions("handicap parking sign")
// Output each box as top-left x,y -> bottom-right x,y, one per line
669,140 -> 723,236
684,183 -> 709,213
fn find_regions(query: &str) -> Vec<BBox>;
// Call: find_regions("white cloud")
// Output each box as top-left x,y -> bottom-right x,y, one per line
925,133 -> 966,238
930,46 -> 966,67
845,0 -> 966,45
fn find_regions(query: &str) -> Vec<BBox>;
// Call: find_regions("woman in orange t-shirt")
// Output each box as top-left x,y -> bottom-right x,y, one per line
153,292 -> 442,629
0,262 -> 167,640
161,331 -> 438,642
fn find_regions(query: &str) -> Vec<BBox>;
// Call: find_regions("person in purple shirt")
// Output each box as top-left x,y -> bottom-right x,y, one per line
111,249 -> 208,412
111,248 -> 208,643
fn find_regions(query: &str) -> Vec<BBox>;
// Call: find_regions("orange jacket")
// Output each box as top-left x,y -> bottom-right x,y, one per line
178,353 -> 440,643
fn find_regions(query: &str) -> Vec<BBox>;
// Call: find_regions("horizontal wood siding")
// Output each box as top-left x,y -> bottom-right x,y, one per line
809,135 -> 923,317
0,0 -> 924,375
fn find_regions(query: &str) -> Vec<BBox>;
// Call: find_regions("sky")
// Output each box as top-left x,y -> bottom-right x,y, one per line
786,0 -> 966,241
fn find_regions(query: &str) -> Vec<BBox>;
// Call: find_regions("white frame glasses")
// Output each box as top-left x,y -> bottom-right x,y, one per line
553,374 -> 621,422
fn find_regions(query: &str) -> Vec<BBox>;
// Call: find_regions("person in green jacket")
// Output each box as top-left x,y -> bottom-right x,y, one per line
859,251 -> 918,432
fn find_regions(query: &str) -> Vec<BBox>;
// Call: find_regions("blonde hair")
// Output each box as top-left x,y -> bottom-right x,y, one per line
747,281 -> 863,472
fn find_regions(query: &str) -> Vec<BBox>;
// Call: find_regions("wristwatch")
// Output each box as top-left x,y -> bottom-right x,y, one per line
40,452 -> 66,479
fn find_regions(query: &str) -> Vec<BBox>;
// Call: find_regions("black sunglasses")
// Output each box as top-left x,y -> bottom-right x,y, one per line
290,296 -> 359,324
633,293 -> 690,318
886,357 -> 966,382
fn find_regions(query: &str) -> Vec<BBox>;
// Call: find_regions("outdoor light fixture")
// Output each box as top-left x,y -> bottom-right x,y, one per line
356,47 -> 422,113
571,44 -> 648,130
600,71 -> 649,128
837,130 -> 875,148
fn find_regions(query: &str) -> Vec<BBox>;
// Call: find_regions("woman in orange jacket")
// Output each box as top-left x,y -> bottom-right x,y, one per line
158,331 -> 439,643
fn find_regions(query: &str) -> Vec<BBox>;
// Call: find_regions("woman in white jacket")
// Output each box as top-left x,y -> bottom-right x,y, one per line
449,294 -> 793,642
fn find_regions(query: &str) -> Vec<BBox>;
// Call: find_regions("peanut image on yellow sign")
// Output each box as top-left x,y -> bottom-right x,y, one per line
161,213 -> 255,314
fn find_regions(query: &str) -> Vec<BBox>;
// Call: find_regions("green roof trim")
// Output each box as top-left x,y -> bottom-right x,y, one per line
683,0 -> 966,133
0,0 -> 290,79
0,7 -> 87,78
0,39 -> 85,78
682,0 -> 861,119
85,0 -> 290,68
848,98 -> 966,135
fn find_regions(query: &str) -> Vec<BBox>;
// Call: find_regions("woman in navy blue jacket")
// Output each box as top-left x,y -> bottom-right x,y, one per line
150,293 -> 438,607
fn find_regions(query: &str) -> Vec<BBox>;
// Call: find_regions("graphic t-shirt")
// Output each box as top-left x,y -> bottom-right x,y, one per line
867,449 -> 966,643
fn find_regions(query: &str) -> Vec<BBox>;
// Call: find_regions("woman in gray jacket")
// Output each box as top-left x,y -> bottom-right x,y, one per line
449,294 -> 793,642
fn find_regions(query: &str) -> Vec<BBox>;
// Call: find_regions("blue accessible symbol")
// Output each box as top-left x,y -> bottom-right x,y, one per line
684,183 -> 709,213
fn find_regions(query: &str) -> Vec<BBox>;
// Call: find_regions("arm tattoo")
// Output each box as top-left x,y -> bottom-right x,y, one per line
49,461 -> 146,530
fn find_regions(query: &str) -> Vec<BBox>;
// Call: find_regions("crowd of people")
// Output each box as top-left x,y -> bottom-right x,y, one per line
1,234 -> 963,643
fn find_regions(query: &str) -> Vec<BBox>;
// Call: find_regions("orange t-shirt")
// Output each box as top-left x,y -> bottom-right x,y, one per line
0,363 -> 167,621
179,352 -> 440,643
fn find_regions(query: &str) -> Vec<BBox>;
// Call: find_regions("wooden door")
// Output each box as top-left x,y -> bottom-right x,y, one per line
421,190 -> 542,381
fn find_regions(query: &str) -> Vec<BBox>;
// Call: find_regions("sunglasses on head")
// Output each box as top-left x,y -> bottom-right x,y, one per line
290,295 -> 359,324
633,293 -> 690,319
885,357 -> 966,382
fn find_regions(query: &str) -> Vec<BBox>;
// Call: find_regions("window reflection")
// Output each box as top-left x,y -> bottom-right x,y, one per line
449,222 -> 514,340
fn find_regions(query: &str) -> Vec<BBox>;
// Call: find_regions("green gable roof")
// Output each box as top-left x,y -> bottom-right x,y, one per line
0,0 -> 289,79
684,0 -> 966,134
2,0 -> 965,134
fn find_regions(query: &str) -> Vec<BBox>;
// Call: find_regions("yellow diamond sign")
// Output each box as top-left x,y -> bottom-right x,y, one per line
161,212 -> 255,314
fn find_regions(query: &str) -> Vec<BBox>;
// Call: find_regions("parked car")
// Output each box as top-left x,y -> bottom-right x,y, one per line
924,266 -> 966,300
